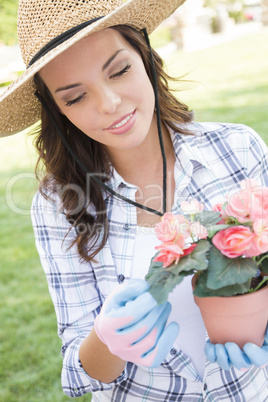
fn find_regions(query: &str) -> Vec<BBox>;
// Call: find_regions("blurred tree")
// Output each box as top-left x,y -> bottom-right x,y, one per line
204,0 -> 246,26
0,0 -> 19,45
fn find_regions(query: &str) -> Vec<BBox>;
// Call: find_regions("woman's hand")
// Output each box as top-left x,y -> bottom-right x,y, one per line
205,325 -> 268,371
94,279 -> 179,368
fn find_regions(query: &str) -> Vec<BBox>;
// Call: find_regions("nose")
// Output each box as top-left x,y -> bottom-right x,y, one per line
96,85 -> 121,114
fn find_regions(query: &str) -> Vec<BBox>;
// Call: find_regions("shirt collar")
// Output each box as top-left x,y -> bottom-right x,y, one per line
169,122 -> 212,171
101,165 -> 137,201
102,122 -> 212,200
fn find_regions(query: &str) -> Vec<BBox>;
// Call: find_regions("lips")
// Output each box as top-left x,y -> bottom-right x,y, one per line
105,110 -> 136,135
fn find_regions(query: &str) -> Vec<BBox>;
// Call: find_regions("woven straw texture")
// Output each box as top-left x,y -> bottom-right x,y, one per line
0,0 -> 186,137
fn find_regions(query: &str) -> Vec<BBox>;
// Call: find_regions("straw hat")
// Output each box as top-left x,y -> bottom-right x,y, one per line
0,0 -> 186,137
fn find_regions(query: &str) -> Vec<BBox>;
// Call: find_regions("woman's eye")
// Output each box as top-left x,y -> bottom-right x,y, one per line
110,64 -> 131,79
65,93 -> 86,107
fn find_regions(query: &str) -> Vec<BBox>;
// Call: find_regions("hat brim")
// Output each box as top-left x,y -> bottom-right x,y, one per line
0,0 -> 186,137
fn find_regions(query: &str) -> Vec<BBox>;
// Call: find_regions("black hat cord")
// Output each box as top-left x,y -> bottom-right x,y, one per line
34,27 -> 167,218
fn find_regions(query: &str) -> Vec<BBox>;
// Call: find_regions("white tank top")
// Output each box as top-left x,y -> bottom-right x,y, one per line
131,225 -> 206,379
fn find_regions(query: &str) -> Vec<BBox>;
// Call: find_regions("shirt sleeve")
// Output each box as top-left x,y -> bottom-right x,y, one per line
31,191 -> 128,397
240,124 -> 268,185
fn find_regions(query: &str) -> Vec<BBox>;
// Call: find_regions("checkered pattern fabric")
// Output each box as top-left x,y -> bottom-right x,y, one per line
31,122 -> 268,400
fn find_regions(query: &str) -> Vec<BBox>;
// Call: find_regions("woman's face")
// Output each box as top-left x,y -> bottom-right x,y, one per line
39,28 -> 155,157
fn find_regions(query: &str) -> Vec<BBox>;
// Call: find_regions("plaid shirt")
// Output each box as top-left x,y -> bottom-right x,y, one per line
31,122 -> 268,401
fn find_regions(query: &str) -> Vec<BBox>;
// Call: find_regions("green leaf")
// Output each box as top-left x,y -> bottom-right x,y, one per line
149,273 -> 185,304
145,257 -> 166,283
191,239 -> 211,267
194,271 -> 252,297
145,256 -> 174,304
152,240 -> 210,277
146,254 -> 162,273
146,269 -> 184,304
194,210 -> 221,226
166,240 -> 209,275
145,241 -> 211,304
206,224 -> 232,238
206,246 -> 258,290
257,252 -> 268,274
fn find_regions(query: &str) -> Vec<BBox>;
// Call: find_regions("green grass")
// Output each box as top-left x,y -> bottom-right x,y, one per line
165,27 -> 268,143
0,134 -> 91,401
0,29 -> 268,401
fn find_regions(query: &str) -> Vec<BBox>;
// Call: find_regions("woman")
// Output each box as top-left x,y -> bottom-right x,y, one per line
0,0 -> 267,400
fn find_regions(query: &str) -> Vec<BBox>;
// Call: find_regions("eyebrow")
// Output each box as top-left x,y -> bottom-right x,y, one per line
55,83 -> 82,93
102,49 -> 124,71
55,49 -> 124,93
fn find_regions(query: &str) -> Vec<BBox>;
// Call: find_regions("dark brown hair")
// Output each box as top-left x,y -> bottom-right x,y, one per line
34,25 -> 193,262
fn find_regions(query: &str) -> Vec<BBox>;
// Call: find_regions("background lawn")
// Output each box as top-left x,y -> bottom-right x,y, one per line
164,27 -> 268,144
1,28 -> 268,401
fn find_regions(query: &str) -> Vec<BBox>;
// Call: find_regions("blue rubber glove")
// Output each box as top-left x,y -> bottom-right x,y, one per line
205,324 -> 268,371
94,279 -> 179,368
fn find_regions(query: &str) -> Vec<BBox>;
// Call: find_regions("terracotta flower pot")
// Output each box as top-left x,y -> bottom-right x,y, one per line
192,275 -> 268,349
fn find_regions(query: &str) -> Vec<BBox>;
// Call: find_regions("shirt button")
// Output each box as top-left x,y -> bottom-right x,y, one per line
118,274 -> 125,283
170,348 -> 177,356
123,223 -> 130,230
203,383 -> 207,391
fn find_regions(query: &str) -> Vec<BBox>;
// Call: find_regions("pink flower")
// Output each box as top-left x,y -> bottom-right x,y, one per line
240,178 -> 260,190
154,234 -> 185,268
225,191 -> 253,223
189,222 -> 208,239
225,180 -> 268,224
154,234 -> 197,268
182,243 -> 198,256
249,188 -> 268,222
246,219 -> 268,256
212,203 -> 229,223
180,199 -> 205,215
155,212 -> 190,242
212,203 -> 224,213
252,218 -> 268,235
212,226 -> 254,258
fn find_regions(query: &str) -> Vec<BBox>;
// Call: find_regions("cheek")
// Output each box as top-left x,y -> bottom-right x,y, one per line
134,72 -> 155,111
143,71 -> 155,106
61,106 -> 97,132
